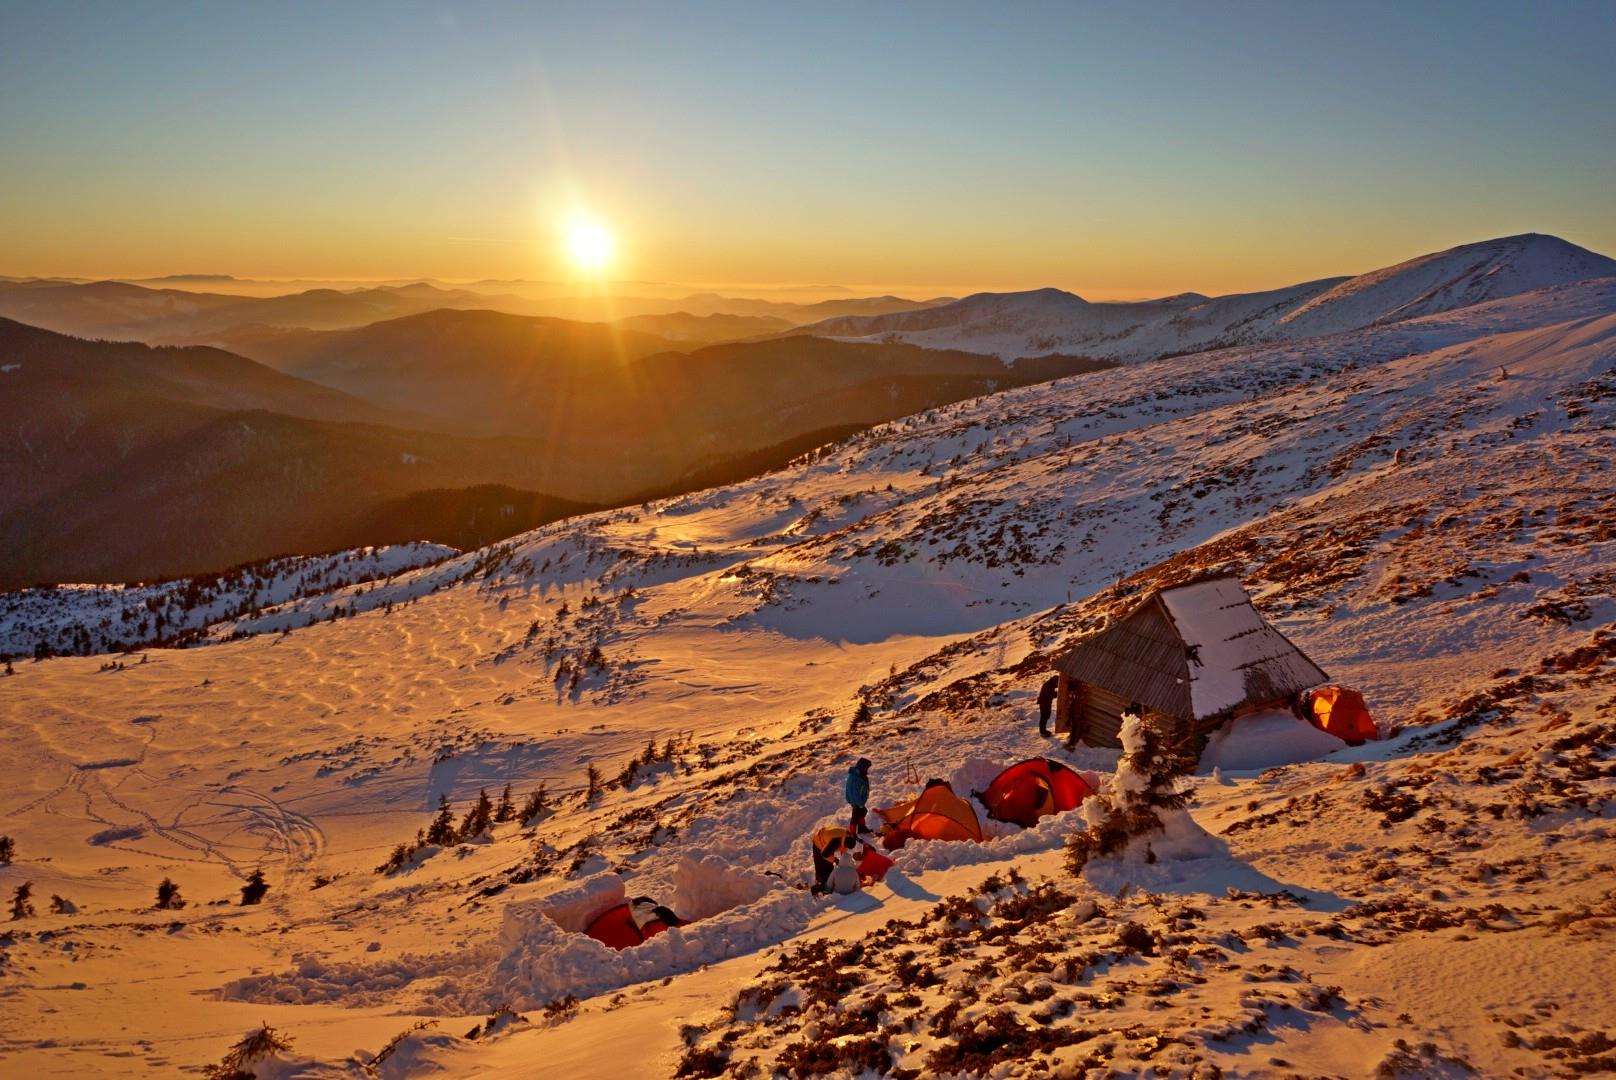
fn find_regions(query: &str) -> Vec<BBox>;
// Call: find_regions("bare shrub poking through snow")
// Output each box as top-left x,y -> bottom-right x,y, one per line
202,1024 -> 294,1080
1066,713 -> 1195,875
0,835 -> 13,863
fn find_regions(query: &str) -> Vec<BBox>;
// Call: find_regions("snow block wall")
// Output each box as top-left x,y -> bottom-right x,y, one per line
490,859 -> 807,1006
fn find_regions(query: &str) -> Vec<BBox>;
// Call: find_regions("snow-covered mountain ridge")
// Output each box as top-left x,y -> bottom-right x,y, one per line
794,233 -> 1616,361
1,272 -> 1612,1077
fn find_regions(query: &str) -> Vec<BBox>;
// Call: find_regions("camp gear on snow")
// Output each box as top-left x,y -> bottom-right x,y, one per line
1305,686 -> 1378,745
828,851 -> 860,895
1053,575 -> 1328,749
584,897 -> 683,950
856,844 -> 894,884
875,779 -> 984,849
979,757 -> 1095,828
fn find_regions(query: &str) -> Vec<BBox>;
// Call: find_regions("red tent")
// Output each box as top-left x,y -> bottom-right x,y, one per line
583,903 -> 645,950
584,899 -> 682,950
980,758 -> 1094,828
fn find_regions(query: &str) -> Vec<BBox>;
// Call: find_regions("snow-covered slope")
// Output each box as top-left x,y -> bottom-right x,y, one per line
0,543 -> 458,658
1,275 -> 1613,1077
796,233 -> 1616,361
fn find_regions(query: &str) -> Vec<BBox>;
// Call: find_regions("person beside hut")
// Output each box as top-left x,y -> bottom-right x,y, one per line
1037,674 -> 1059,738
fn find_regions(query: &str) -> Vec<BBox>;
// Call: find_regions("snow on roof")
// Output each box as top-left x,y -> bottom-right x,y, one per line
1157,577 -> 1328,718
1056,575 -> 1329,722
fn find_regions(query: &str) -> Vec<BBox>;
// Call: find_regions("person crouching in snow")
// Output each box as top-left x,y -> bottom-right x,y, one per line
1037,674 -> 1059,737
845,758 -> 873,838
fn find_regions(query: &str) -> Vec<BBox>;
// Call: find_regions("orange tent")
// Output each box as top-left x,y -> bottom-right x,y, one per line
1308,686 -> 1378,745
876,780 -> 984,847
981,758 -> 1094,827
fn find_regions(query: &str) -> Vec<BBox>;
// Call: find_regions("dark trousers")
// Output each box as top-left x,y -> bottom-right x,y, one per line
812,842 -> 834,890
849,805 -> 868,834
1039,700 -> 1053,732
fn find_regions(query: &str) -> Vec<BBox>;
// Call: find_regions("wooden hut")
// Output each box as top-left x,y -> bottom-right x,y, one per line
1052,575 -> 1327,749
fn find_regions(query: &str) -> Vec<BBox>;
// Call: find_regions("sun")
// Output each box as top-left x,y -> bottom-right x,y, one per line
566,216 -> 614,273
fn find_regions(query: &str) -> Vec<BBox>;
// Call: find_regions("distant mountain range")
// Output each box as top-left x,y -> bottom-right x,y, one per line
5,232 -> 1611,587
0,316 -> 1103,586
0,276 -> 952,353
791,234 -> 1616,361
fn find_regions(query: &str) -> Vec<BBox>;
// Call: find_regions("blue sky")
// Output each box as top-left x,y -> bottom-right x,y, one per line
2,1 -> 1612,295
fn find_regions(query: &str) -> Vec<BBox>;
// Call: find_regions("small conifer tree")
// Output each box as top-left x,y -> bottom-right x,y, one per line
494,783 -> 515,823
240,868 -> 270,906
0,835 -> 14,863
1065,714 -> 1190,875
585,764 -> 602,803
156,877 -> 185,910
379,842 -> 411,874
425,795 -> 456,846
10,881 -> 36,920
49,894 -> 74,914
519,785 -> 548,823
458,789 -> 494,840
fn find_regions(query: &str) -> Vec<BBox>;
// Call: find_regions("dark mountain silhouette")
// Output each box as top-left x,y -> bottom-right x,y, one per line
0,318 -> 1111,585
240,309 -> 674,432
237,308 -> 1112,439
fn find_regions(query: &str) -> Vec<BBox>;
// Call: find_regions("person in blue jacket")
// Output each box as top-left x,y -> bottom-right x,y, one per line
845,758 -> 872,837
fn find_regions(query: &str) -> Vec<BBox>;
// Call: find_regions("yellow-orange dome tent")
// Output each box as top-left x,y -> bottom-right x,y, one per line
875,780 -> 983,845
1308,686 -> 1378,744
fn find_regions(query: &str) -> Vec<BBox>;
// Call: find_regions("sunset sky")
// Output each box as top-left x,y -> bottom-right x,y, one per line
3,1 -> 1613,299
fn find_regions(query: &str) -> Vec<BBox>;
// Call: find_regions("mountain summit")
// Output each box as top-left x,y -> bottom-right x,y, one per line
794,233 -> 1616,361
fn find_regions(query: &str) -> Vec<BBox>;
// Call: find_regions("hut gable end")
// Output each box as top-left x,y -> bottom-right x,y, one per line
1054,595 -> 1193,720
1056,575 -> 1328,724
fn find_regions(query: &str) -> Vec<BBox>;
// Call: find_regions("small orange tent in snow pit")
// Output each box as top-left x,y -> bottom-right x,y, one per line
1307,686 -> 1378,745
980,758 -> 1095,828
876,779 -> 984,849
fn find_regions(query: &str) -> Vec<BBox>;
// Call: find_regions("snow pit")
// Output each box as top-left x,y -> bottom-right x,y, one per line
492,863 -> 816,1006
1198,709 -> 1346,774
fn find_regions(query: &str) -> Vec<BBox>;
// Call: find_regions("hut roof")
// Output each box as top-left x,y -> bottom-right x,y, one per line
1055,576 -> 1328,721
